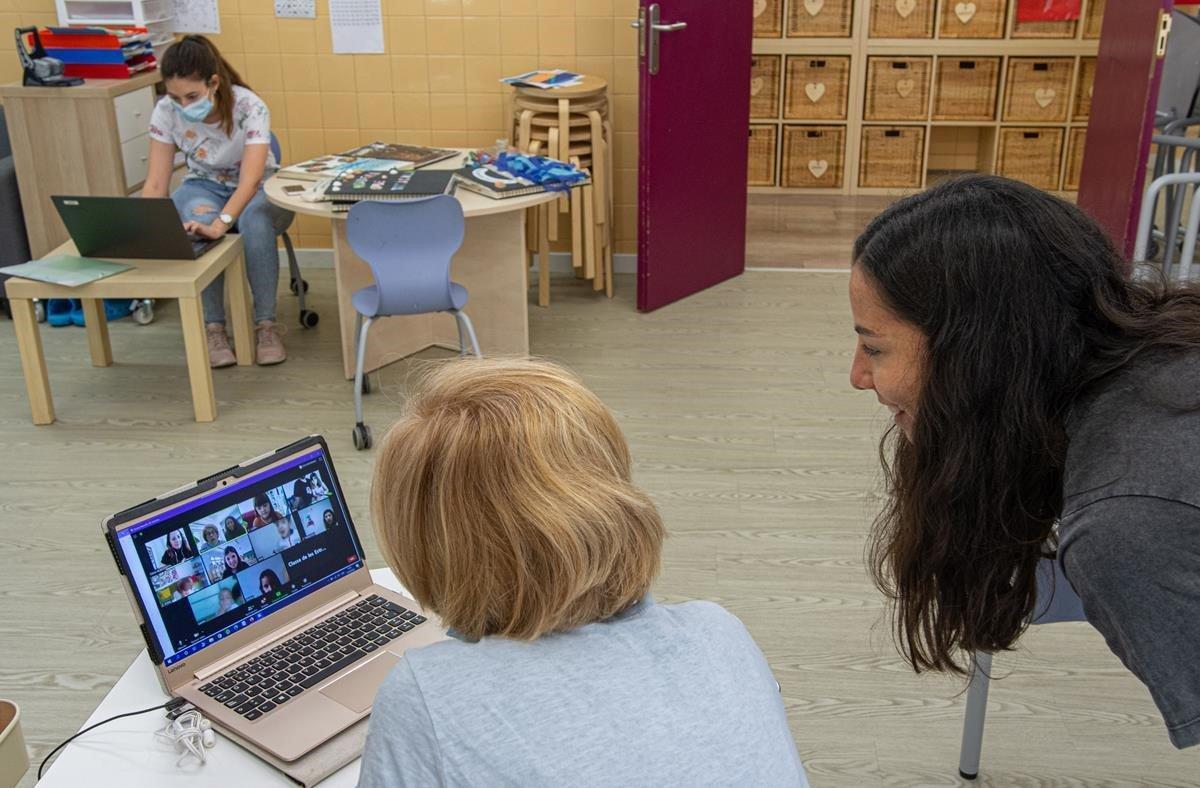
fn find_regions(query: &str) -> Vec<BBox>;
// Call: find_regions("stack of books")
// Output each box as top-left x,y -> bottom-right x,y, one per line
37,26 -> 156,79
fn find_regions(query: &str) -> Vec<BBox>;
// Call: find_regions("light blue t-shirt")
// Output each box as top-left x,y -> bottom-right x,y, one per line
357,597 -> 808,787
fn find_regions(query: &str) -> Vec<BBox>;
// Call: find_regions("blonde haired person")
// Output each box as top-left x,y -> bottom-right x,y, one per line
358,359 -> 807,787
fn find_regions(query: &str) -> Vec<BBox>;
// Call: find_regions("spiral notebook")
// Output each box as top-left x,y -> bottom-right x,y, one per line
325,169 -> 457,212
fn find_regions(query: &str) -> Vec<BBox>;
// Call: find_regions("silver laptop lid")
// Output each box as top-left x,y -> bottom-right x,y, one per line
104,437 -> 368,685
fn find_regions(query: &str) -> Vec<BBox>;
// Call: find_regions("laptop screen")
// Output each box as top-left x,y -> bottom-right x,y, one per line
112,445 -> 365,667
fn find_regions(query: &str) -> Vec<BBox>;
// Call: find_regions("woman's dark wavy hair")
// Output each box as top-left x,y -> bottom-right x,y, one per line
854,174 -> 1200,675
159,35 -> 249,137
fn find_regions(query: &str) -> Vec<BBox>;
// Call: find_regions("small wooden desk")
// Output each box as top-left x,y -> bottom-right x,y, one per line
5,236 -> 252,425
264,151 -> 560,380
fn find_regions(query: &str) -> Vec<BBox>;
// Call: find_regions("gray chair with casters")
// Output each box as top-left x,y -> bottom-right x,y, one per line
268,133 -> 317,329
957,555 -> 1088,780
345,195 -> 481,450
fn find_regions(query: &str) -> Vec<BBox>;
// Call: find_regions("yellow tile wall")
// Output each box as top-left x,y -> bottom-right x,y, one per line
0,0 -> 641,252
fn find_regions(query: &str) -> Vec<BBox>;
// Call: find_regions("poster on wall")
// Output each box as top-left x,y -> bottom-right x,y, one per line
329,0 -> 384,54
172,0 -> 221,33
1015,0 -> 1082,21
275,0 -> 316,19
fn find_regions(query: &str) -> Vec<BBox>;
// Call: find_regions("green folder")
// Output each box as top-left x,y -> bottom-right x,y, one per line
0,255 -> 132,287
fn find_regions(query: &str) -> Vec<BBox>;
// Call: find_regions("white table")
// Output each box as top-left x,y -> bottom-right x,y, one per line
265,152 -> 560,379
37,568 -> 407,787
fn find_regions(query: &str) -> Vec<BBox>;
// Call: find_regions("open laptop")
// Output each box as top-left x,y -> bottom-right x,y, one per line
102,436 -> 447,762
52,195 -> 221,259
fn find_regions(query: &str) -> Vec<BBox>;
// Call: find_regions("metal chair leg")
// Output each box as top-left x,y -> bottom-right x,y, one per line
451,310 -> 482,358
455,312 -> 466,357
958,651 -> 993,781
283,232 -> 304,311
354,313 -> 373,425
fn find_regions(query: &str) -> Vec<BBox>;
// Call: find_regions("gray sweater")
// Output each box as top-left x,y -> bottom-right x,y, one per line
357,597 -> 808,786
1059,351 -> 1200,749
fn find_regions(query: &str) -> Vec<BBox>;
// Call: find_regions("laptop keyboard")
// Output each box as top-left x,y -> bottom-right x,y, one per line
196,595 -> 426,721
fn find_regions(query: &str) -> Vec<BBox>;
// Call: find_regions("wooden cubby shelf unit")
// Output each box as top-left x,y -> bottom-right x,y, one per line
748,0 -> 1102,196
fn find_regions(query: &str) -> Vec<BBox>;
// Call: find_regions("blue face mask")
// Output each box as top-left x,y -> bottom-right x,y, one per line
178,91 -> 213,123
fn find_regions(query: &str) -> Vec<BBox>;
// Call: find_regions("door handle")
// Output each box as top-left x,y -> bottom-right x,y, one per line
635,4 -> 686,76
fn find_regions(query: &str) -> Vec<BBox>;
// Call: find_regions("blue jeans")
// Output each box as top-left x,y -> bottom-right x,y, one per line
171,178 -> 294,325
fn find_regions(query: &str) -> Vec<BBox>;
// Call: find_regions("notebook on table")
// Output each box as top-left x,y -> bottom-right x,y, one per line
277,156 -> 406,182
324,169 -> 457,213
0,254 -> 132,287
337,142 -> 460,169
453,163 -> 551,199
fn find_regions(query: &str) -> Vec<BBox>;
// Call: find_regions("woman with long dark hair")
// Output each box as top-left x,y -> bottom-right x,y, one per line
849,174 -> 1200,749
142,34 -> 292,368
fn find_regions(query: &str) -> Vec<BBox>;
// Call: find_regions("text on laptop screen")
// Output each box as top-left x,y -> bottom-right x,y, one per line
115,447 -> 364,666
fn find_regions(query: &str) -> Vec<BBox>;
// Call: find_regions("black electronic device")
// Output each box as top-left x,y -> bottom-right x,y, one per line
15,27 -> 82,87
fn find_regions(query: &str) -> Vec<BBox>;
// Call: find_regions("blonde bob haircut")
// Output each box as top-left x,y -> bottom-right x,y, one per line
370,358 -> 665,641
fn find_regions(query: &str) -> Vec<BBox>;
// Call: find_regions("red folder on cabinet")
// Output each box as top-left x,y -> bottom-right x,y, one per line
37,25 -> 150,48
1015,0 -> 1082,21
63,54 -> 157,79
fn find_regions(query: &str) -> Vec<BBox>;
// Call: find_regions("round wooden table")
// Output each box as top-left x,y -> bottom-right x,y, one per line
264,151 -> 559,379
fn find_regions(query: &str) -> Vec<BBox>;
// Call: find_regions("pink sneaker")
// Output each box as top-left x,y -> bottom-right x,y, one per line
206,323 -> 237,368
255,320 -> 287,366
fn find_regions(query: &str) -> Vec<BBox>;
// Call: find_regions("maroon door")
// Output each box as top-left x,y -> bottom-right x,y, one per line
1077,1 -> 1172,259
635,1 -> 753,312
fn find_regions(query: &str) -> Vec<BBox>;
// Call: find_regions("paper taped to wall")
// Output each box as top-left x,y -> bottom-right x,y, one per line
330,0 -> 384,54
173,0 -> 221,34
275,0 -> 316,19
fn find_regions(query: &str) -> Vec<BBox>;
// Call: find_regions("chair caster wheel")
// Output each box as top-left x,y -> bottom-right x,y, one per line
300,309 -> 319,328
352,423 -> 372,450
132,301 -> 154,325
290,278 -> 309,295
360,375 -> 371,395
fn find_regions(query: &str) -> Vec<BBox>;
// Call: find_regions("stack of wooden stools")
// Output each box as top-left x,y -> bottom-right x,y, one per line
511,75 -> 614,306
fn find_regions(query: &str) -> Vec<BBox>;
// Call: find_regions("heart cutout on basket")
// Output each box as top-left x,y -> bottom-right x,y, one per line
808,159 -> 829,179
805,82 -> 826,103
751,76 -> 764,96
896,79 -> 915,98
804,0 -> 825,16
954,2 -> 976,23
895,0 -> 917,19
754,0 -> 768,18
1035,88 -> 1056,108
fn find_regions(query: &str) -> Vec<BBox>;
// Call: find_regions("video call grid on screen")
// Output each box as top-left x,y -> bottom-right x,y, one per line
114,448 -> 364,666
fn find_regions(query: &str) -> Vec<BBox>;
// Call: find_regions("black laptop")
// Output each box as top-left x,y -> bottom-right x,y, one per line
52,196 -> 221,260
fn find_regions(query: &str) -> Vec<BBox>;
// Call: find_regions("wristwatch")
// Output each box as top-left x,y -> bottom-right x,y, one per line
218,212 -> 235,227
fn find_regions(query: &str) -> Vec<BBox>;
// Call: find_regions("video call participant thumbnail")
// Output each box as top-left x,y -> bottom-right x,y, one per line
151,529 -> 195,568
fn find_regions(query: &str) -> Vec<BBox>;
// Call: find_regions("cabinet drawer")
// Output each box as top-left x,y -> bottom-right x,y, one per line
122,133 -> 151,191
114,86 -> 155,143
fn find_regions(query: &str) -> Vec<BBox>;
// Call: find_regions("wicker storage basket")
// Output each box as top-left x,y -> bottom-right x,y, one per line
859,126 -> 926,188
1012,6 -> 1077,38
1084,0 -> 1105,39
1064,127 -> 1086,190
996,127 -> 1064,189
787,0 -> 854,37
754,0 -> 783,38
1003,58 -> 1073,122
869,0 -> 935,38
939,0 -> 1007,38
932,57 -> 1001,120
784,56 -> 851,120
865,57 -> 932,121
782,125 -> 845,188
751,55 -> 782,119
748,124 -> 779,186
1074,57 -> 1096,121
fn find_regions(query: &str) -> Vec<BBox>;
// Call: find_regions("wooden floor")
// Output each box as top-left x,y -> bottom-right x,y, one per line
746,194 -> 895,269
1,270 -> 1196,787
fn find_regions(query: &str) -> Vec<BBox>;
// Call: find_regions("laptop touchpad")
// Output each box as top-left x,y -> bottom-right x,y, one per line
320,652 -> 401,713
